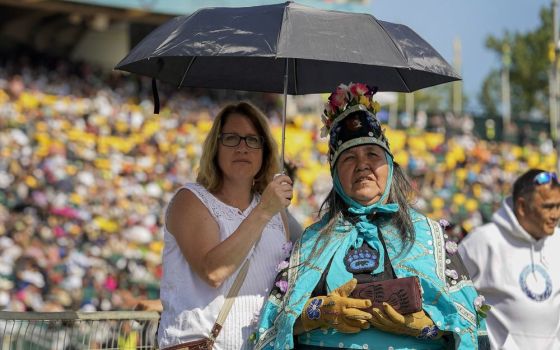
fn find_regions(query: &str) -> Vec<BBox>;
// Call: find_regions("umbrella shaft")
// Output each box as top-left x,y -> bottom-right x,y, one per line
281,59 -> 288,173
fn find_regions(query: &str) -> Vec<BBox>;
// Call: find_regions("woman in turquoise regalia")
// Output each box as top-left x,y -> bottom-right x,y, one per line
254,83 -> 488,350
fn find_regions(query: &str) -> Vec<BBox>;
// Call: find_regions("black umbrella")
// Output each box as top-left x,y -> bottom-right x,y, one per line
115,1 -> 459,165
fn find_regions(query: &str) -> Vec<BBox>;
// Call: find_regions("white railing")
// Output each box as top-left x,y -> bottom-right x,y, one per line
0,311 -> 160,350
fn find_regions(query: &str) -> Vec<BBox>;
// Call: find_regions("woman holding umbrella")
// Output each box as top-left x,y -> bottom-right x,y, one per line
157,101 -> 293,349
254,83 -> 488,350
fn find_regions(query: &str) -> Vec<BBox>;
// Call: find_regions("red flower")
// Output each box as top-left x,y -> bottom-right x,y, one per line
349,82 -> 369,97
329,86 -> 348,109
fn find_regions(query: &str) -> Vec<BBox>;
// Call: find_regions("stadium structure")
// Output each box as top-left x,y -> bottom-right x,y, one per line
0,0 -> 369,72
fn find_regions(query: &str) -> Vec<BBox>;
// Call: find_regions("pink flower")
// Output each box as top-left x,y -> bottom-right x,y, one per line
276,260 -> 289,272
329,87 -> 348,109
275,280 -> 288,293
327,100 -> 337,114
474,295 -> 491,317
349,82 -> 369,97
445,241 -> 458,255
282,241 -> 293,256
474,295 -> 486,311
438,219 -> 450,229
445,269 -> 459,280
250,312 -> 260,326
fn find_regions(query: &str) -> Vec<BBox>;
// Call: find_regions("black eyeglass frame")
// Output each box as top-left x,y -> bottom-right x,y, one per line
219,133 -> 265,149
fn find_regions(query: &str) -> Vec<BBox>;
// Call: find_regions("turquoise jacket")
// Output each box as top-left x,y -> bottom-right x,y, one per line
255,210 -> 486,350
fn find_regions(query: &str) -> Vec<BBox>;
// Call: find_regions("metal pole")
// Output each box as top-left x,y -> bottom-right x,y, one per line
452,38 -> 463,116
388,99 -> 398,129
549,67 -> 557,145
501,43 -> 511,131
553,0 -> 560,172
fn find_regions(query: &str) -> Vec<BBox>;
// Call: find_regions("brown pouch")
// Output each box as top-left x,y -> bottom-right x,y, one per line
350,276 -> 423,315
163,338 -> 214,350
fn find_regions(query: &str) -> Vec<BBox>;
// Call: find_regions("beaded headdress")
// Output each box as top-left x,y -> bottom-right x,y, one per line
321,82 -> 392,168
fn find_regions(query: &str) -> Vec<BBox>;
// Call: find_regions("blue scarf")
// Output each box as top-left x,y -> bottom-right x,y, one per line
325,153 -> 398,289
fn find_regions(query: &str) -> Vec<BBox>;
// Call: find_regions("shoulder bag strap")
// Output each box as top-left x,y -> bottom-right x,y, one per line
209,211 -> 290,343
208,251 -> 252,343
280,209 -> 291,241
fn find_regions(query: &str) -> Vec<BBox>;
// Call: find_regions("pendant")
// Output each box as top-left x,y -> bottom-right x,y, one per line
344,245 -> 379,274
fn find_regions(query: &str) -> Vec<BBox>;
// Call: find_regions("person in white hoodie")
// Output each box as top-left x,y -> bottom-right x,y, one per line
459,169 -> 560,350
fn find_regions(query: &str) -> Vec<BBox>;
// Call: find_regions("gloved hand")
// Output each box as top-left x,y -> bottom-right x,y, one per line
301,278 -> 372,333
369,302 -> 443,340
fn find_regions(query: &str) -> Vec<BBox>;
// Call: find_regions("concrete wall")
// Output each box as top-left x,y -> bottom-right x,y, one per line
71,21 -> 129,72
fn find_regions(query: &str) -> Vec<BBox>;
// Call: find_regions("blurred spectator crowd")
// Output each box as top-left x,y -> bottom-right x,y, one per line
0,54 -> 557,313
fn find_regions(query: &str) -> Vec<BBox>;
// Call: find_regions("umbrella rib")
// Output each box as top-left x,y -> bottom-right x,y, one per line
374,17 -> 408,64
395,68 -> 411,93
178,56 -> 197,88
374,18 -> 413,92
274,3 -> 288,71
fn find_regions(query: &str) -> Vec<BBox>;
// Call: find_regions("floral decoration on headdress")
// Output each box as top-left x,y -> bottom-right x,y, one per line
320,82 -> 380,138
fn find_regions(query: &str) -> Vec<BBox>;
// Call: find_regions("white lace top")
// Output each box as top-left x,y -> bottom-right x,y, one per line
157,183 -> 287,350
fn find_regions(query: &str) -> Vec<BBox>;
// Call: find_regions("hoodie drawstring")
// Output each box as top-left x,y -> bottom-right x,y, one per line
537,240 -> 549,269
530,243 -> 549,281
530,244 -> 536,280
541,250 -> 549,269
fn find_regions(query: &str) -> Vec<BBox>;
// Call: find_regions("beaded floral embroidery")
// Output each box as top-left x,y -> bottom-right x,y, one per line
418,325 -> 440,340
306,298 -> 323,320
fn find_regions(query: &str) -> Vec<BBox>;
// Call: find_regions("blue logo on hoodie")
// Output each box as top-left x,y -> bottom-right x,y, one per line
519,264 -> 552,301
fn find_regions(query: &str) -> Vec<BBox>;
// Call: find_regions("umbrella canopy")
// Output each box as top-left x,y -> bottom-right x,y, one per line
115,1 -> 459,94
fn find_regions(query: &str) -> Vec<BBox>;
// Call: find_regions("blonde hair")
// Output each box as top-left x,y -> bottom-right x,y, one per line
197,101 -> 280,194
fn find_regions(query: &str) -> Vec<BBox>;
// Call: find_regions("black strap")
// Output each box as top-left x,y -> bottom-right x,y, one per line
152,78 -> 160,114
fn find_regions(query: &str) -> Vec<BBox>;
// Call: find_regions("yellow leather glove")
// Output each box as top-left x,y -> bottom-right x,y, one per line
370,302 -> 443,340
301,278 -> 372,333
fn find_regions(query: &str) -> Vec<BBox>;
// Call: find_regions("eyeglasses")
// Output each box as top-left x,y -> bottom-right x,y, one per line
219,133 -> 264,149
533,172 -> 559,185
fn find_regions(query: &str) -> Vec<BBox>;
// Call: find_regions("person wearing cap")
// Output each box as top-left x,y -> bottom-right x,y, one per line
458,169 -> 560,349
157,101 -> 293,349
254,83 -> 486,350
